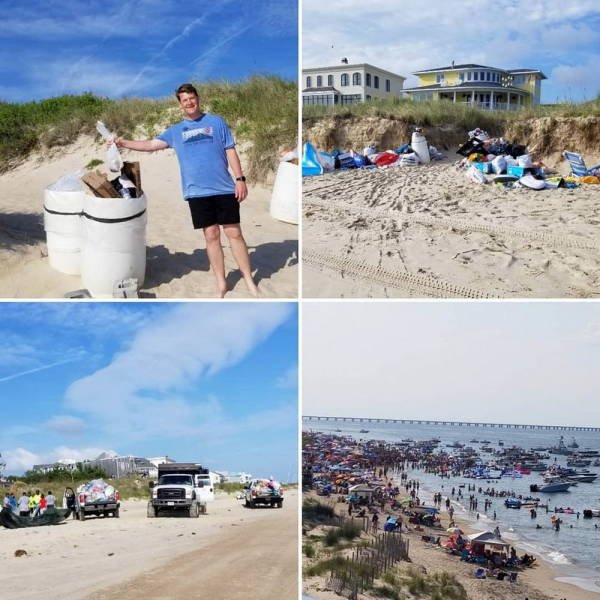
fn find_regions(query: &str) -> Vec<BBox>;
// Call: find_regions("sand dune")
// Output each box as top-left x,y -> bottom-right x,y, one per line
0,136 -> 298,299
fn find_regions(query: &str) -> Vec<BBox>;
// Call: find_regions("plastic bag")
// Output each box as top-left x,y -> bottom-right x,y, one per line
47,169 -> 86,191
96,121 -> 123,173
491,156 -> 507,175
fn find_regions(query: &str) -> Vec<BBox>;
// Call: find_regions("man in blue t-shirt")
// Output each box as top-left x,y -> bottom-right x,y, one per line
113,83 -> 258,298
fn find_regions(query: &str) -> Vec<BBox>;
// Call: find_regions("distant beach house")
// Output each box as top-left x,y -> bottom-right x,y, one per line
403,63 -> 546,110
302,59 -> 406,106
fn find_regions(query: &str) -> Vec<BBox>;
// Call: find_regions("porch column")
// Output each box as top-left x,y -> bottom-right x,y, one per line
491,91 -> 495,110
453,91 -> 456,103
507,93 -> 511,110
471,90 -> 475,106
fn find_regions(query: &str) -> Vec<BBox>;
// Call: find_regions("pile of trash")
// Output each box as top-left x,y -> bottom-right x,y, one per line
302,128 -> 445,177
254,479 -> 282,496
76,479 -> 118,503
457,128 -> 600,190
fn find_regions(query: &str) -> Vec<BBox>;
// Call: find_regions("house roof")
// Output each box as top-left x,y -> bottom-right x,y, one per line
404,82 -> 527,94
413,65 -> 547,79
302,86 -> 339,93
414,64 -> 495,73
303,63 -> 406,80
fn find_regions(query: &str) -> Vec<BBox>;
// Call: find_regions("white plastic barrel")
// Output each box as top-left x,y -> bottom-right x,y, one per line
411,130 -> 431,164
81,194 -> 147,298
43,189 -> 86,275
270,161 -> 298,224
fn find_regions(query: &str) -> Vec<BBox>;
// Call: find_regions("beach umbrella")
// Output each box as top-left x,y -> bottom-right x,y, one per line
447,527 -> 464,535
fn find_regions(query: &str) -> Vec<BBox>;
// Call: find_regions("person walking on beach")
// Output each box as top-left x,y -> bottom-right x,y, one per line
113,83 -> 258,298
18,492 -> 29,517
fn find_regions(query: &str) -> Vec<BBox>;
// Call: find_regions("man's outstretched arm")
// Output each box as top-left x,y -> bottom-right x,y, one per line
113,138 -> 169,152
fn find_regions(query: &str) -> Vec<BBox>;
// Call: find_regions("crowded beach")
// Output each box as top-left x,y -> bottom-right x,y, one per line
302,430 -> 600,599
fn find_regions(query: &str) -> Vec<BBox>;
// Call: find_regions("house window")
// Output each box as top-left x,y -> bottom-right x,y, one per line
341,94 -> 361,105
366,73 -> 371,87
306,76 -> 312,87
316,75 -> 322,87
474,72 -> 478,81
327,74 -> 333,86
467,72 -> 472,81
486,72 -> 491,81
386,79 -> 391,92
458,73 -> 464,83
436,73 -> 445,84
341,73 -> 349,86
352,72 -> 361,85
480,71 -> 485,80
374,75 -> 379,89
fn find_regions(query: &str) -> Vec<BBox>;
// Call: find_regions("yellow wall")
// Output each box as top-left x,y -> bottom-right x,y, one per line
417,73 -> 437,86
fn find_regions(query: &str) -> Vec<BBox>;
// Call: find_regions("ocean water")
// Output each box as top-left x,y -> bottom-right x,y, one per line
304,418 -> 600,590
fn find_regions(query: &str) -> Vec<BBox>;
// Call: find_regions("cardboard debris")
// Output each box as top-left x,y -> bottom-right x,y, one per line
81,170 -> 118,198
122,161 -> 142,196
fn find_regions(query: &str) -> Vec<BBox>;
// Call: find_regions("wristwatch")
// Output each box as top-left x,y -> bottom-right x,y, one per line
235,176 -> 246,182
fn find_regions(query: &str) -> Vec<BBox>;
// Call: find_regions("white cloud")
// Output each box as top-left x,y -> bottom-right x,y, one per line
3,448 -> 40,473
550,56 -> 600,101
44,415 -> 86,435
65,303 -> 292,435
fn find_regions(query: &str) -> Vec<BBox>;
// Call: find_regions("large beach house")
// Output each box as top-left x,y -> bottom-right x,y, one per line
403,63 -> 546,110
302,59 -> 406,106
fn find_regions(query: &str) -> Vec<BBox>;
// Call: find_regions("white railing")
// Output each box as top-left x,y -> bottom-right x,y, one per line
463,101 -> 522,112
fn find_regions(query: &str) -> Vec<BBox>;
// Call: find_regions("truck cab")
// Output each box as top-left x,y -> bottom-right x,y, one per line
148,463 -> 210,518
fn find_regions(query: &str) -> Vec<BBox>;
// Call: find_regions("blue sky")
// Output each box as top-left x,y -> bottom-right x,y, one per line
303,0 -> 600,103
0,302 -> 298,481
0,0 -> 298,103
304,302 -> 600,427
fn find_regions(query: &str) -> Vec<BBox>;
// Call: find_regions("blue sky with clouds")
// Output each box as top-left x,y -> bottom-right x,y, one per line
303,0 -> 600,103
0,302 -> 298,481
0,0 -> 298,103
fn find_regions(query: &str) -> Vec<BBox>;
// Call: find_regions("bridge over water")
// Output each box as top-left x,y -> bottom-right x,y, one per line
303,416 -> 600,433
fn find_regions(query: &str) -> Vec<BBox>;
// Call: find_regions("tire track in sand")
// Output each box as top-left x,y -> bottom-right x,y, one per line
303,249 -> 498,299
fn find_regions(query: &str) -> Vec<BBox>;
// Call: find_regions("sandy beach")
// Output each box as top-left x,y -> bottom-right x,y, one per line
0,136 -> 298,298
302,156 -> 600,298
1,490 -> 298,599
303,490 -> 599,600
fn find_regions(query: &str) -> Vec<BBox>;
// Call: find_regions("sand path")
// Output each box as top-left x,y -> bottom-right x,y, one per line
1,490 -> 298,599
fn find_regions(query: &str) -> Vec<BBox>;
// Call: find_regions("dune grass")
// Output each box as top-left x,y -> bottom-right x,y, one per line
303,96 -> 600,134
0,76 -> 297,180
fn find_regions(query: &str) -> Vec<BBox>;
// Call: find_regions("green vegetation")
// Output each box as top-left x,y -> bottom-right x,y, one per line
0,76 -> 297,180
398,569 -> 467,600
303,543 -> 316,558
14,463 -> 109,484
85,158 -> 104,169
216,482 -> 246,494
5,473 -> 151,505
303,498 -> 336,522
303,96 -> 600,134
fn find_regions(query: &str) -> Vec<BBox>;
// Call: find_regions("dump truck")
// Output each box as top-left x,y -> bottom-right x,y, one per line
147,463 -> 211,518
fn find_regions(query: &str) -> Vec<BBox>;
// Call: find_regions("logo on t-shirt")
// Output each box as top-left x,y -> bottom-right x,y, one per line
182,126 -> 213,143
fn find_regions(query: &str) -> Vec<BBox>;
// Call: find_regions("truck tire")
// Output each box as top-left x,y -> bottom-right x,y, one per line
200,504 -> 207,515
189,503 -> 199,518
147,502 -> 156,518
277,500 -> 283,508
77,510 -> 85,521
245,498 -> 251,508
114,506 -> 120,518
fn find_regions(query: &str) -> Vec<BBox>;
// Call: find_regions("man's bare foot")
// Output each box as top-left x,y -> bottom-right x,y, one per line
216,280 -> 228,298
244,276 -> 259,298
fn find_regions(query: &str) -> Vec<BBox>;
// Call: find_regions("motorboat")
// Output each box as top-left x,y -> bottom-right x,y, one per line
566,473 -> 597,483
530,481 -> 572,493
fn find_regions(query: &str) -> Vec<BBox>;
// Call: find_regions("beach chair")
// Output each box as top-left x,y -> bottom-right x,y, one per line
563,151 -> 600,177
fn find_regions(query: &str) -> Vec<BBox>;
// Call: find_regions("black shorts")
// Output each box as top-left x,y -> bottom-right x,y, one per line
187,194 -> 240,229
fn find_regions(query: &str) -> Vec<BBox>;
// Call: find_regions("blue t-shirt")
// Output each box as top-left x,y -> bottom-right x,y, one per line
156,113 -> 236,199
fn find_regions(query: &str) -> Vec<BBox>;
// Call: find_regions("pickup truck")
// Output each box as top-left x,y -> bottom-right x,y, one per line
147,463 -> 210,518
64,479 -> 120,521
244,478 -> 283,508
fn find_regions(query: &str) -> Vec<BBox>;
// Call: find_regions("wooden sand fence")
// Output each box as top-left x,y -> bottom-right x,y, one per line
327,532 -> 410,599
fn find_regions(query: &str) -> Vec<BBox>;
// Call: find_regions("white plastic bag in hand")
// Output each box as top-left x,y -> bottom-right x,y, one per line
96,121 -> 123,173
